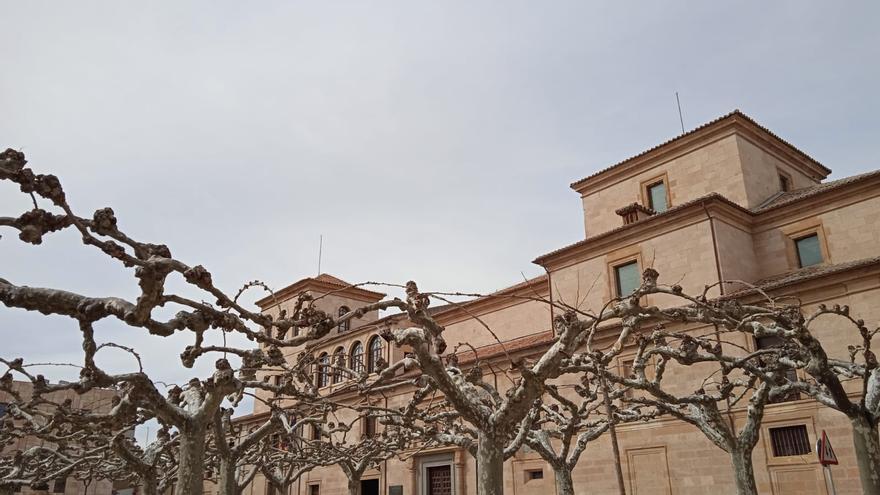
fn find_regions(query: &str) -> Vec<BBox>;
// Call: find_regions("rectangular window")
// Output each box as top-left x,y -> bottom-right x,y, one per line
769,425 -> 811,457
779,173 -> 792,192
364,416 -> 377,438
53,478 -> 67,493
311,424 -> 321,440
614,261 -> 640,297
527,469 -> 544,480
795,234 -> 822,267
309,484 -> 320,495
647,181 -> 668,213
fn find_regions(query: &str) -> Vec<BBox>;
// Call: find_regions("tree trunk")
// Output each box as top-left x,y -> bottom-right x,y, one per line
348,477 -> 361,495
852,415 -> 880,495
177,423 -> 208,495
730,448 -> 758,495
141,476 -> 159,495
217,457 -> 238,495
476,433 -> 504,495
552,466 -> 575,495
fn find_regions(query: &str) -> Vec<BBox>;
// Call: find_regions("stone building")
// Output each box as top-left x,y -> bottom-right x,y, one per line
0,381 -> 120,495
239,110 -> 880,495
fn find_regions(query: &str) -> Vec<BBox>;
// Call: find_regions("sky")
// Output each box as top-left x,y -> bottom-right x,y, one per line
1,1 -> 879,429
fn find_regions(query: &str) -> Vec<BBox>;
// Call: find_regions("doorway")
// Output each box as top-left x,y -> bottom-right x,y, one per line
427,465 -> 451,495
360,479 -> 379,495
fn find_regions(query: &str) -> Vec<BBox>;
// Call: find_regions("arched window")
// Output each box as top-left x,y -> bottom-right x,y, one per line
332,347 -> 346,384
316,353 -> 329,388
367,336 -> 384,374
350,341 -> 364,375
337,306 -> 351,333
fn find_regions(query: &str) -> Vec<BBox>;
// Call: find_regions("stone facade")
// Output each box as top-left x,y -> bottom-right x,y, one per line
234,110 -> 880,495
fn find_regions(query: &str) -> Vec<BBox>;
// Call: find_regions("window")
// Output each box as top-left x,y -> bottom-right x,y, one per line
316,353 -> 330,387
52,478 -> 67,493
526,469 -> 544,481
350,342 -> 365,374
0,402 -> 7,419
779,173 -> 792,192
769,425 -> 811,457
311,424 -> 321,440
614,260 -> 640,297
755,336 -> 799,403
368,337 -> 384,373
795,234 -> 822,267
363,415 -> 377,438
646,180 -> 668,213
337,306 -> 351,333
309,485 -> 320,495
332,347 -> 346,384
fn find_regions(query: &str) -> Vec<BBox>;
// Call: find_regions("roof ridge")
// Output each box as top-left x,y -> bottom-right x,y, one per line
570,110 -> 830,190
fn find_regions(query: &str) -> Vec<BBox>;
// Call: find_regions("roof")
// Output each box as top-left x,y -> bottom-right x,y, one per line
570,110 -> 831,191
754,170 -> 880,211
255,273 -> 386,308
735,256 -> 880,296
534,192 -> 747,265
536,168 -> 880,268
455,330 -> 555,364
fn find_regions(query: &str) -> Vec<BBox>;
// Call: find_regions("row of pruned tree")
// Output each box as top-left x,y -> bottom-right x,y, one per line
2,148 -> 879,495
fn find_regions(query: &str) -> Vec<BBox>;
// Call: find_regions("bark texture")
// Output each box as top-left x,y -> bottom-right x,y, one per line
852,416 -> 880,495
476,433 -> 504,495
730,449 -> 758,495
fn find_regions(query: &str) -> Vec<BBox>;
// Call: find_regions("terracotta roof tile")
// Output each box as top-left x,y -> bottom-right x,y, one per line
570,110 -> 830,190
726,256 -> 880,298
534,193 -> 747,265
753,170 -> 880,212
455,330 -> 554,364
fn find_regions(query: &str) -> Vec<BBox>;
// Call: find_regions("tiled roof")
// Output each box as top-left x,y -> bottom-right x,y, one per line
727,256 -> 880,298
314,273 -> 353,286
536,168 -> 879,267
534,193 -> 747,265
753,170 -> 880,211
570,110 -> 830,190
455,330 -> 554,364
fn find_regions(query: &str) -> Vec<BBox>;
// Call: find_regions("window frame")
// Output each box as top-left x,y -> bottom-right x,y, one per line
337,306 -> 351,333
778,169 -> 793,192
761,418 -> 817,466
613,259 -> 641,298
331,347 -> 346,384
640,173 -> 671,213
316,352 -> 330,388
350,341 -> 365,375
782,222 -> 830,270
367,336 -> 384,374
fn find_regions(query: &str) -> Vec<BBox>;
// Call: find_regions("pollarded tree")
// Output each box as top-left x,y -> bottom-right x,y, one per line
759,303 -> 880,495
0,149 -> 394,494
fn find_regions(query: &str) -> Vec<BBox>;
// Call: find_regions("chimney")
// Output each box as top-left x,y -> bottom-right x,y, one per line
615,202 -> 655,226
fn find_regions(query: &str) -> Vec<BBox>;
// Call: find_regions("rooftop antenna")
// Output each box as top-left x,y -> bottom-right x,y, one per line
675,91 -> 685,134
317,235 -> 323,275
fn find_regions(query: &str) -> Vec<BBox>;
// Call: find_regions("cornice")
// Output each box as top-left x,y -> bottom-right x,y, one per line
571,111 -> 830,196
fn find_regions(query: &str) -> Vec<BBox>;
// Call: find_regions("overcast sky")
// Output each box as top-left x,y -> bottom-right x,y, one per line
2,2 -> 878,421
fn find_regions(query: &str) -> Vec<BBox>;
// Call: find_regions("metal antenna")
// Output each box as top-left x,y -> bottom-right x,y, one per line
675,92 -> 685,134
317,235 -> 323,275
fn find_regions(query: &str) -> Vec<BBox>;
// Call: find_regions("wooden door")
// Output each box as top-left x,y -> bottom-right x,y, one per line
427,465 -> 452,495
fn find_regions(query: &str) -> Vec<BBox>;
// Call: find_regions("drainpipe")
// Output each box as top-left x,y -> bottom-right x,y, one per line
702,200 -> 725,296
702,201 -> 735,430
